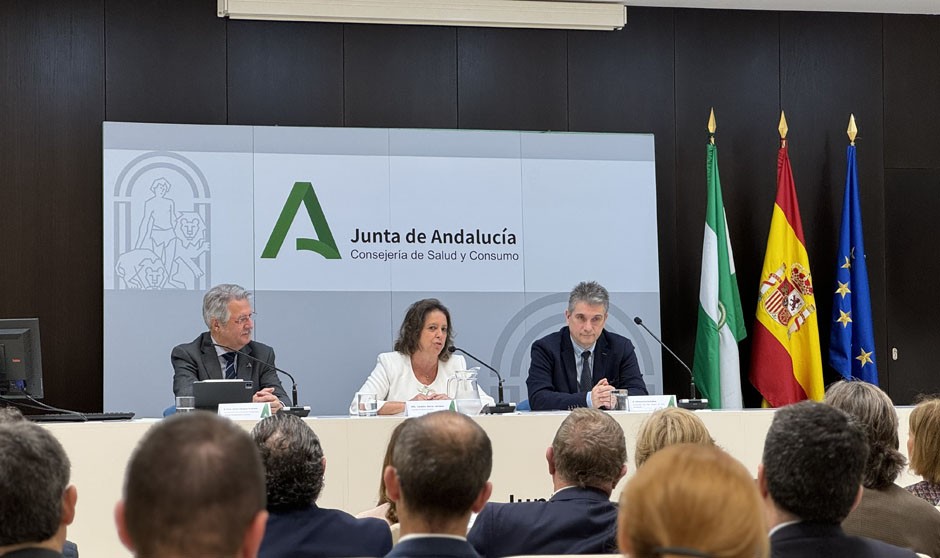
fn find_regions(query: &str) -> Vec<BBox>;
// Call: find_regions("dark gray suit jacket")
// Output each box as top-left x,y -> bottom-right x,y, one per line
171,331 -> 290,406
771,521 -> 918,558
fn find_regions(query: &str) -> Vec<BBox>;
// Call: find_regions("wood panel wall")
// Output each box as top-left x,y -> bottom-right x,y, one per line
2,0 -> 938,410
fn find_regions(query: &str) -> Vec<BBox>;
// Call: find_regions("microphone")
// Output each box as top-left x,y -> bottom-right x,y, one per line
213,344 -> 307,415
448,346 -> 515,414
632,317 -> 708,410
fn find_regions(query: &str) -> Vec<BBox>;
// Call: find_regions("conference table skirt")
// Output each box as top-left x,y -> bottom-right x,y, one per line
44,408 -> 917,558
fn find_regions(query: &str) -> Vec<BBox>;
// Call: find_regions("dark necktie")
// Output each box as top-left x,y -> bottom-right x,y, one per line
222,352 -> 237,380
579,350 -> 593,392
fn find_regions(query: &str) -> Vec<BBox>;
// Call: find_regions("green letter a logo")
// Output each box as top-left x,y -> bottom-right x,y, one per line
261,182 -> 341,259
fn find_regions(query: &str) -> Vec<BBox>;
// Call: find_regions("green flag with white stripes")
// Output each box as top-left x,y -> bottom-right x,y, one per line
692,141 -> 746,409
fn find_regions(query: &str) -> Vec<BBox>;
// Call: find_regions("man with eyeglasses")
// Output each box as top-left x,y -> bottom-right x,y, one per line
172,283 -> 289,412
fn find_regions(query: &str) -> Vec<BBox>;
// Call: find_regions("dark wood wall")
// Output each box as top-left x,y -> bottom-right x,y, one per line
2,0 -> 938,411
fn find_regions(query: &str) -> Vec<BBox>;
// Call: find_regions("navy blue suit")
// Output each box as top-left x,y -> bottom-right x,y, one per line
259,504 -> 392,558
771,522 -> 918,558
468,487 -> 619,557
526,326 -> 647,411
386,536 -> 480,558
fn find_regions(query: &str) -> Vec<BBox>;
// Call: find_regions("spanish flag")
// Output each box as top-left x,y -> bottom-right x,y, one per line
749,114 -> 824,407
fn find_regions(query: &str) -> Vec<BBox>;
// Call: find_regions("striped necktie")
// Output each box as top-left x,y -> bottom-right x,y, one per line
222,352 -> 237,380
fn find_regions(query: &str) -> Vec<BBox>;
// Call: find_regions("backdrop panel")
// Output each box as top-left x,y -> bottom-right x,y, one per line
104,123 -> 661,416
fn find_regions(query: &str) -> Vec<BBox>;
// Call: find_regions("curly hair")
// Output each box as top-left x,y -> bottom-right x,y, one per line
251,413 -> 325,513
825,380 -> 906,489
393,299 -> 453,361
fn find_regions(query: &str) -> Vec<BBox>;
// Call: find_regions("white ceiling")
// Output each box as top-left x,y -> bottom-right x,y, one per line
562,0 -> 940,15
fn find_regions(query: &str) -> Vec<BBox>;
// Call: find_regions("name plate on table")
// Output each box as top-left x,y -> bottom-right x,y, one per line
218,402 -> 272,420
405,400 -> 455,417
628,395 -> 677,412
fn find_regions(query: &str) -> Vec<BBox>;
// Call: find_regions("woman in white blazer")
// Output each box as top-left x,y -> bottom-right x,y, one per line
351,299 -> 495,415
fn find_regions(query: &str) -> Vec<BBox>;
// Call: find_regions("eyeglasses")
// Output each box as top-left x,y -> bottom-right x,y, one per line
232,312 -> 256,325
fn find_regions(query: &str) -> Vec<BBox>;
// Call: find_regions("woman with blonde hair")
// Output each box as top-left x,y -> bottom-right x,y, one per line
634,407 -> 714,468
618,444 -> 768,558
905,397 -> 940,505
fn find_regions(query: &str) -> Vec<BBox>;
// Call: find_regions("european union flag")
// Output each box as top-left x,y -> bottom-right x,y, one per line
829,144 -> 878,384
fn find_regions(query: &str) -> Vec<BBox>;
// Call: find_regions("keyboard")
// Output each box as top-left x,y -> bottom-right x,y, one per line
27,412 -> 136,423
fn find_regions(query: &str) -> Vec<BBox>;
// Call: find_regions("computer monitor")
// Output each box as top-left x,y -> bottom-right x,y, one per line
0,318 -> 43,399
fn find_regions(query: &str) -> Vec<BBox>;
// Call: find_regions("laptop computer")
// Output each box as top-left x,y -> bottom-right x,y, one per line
193,379 -> 254,410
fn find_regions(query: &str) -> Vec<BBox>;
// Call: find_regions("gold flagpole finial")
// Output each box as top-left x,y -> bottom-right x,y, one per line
847,114 -> 858,145
708,108 -> 716,144
778,111 -> 788,147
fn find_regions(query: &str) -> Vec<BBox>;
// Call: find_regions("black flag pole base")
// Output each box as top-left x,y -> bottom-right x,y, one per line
678,398 -> 709,410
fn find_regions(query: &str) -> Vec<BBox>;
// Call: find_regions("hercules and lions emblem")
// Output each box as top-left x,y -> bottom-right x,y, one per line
114,177 -> 210,290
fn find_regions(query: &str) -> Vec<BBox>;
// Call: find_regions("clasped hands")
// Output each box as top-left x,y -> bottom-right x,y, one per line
591,378 -> 616,409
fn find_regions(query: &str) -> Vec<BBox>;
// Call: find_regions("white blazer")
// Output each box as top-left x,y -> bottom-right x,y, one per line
350,351 -> 496,415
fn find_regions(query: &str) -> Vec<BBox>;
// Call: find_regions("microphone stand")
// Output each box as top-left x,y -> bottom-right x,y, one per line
632,318 -> 708,410
448,346 -> 515,414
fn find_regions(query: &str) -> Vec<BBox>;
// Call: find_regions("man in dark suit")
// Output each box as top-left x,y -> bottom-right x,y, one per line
760,401 -> 917,558
526,281 -> 647,411
468,408 -> 625,557
384,411 -> 493,558
0,419 -> 77,558
252,413 -> 392,558
171,283 -> 289,411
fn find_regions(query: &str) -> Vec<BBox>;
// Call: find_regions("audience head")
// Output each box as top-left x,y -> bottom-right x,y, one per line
761,401 -> 868,524
394,298 -> 454,361
376,420 -> 409,524
634,407 -> 714,468
825,380 -> 905,489
618,444 -> 767,558
384,411 -> 492,531
251,413 -> 325,513
908,397 -> 940,485
550,408 -> 627,493
0,405 -> 26,423
0,420 -> 76,553
116,412 -> 268,558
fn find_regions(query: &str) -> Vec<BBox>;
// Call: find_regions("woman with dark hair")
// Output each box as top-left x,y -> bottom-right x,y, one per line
825,380 -> 940,557
350,299 -> 494,415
